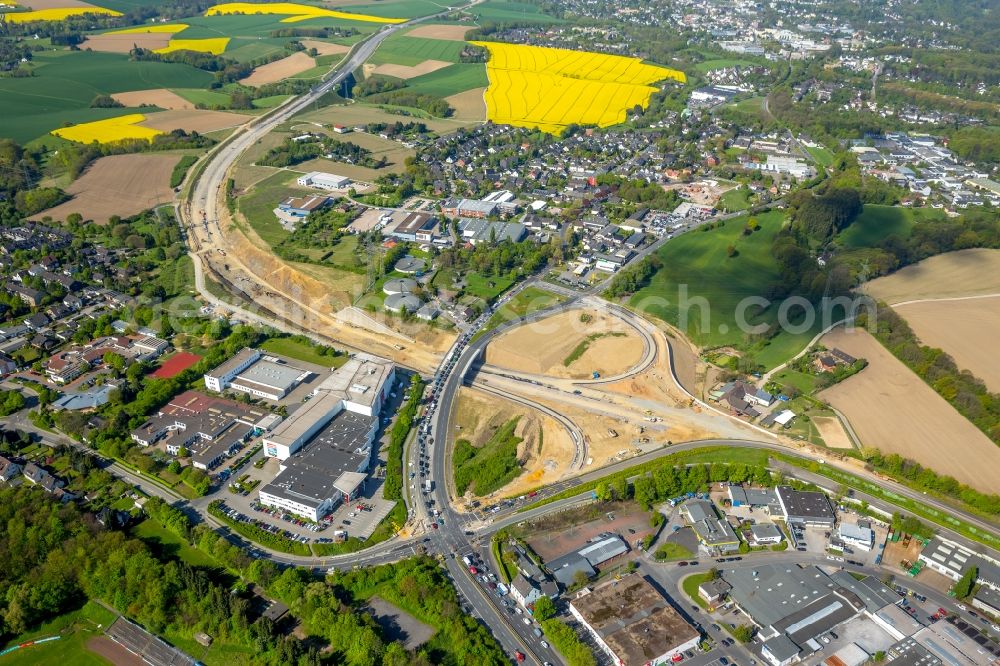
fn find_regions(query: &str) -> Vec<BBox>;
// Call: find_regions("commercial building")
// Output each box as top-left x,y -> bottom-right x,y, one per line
296,171 -> 351,190
914,619 -> 1000,666
839,522 -> 876,551
728,486 -> 781,512
263,354 -> 394,460
917,537 -> 1000,592
257,410 -> 376,521
775,486 -> 836,527
385,212 -> 439,243
723,564 -> 878,666
699,579 -> 732,605
570,576 -> 700,666
750,523 -> 784,545
458,218 -> 527,245
885,637 -> 942,666
682,499 -> 742,552
204,348 -> 260,393
972,586 -> 1000,618
547,535 -> 629,586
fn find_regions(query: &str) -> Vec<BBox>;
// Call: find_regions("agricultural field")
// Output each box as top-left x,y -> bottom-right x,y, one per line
631,210 -> 820,370
892,296 -> 1000,391
52,113 -> 162,144
155,37 -> 230,55
1,4 -> 120,23
111,88 -> 196,109
863,248 -> 1000,303
240,51 -> 317,85
31,153 -> 181,222
472,42 -> 686,134
405,23 -> 474,41
298,100 -> 476,132
0,50 -> 213,144
370,35 -> 467,66
486,307 -> 644,379
819,327 -> 1000,493
405,63 -> 489,98
140,109 -> 247,133
467,0 -> 565,23
445,87 -> 487,121
204,2 -> 405,24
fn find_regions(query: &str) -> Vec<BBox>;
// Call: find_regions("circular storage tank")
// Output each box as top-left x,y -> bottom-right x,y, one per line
382,277 -> 417,295
394,256 -> 426,274
384,293 -> 421,313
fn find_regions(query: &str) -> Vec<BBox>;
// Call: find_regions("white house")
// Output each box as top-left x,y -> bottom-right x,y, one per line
839,522 -> 875,551
296,171 -> 351,191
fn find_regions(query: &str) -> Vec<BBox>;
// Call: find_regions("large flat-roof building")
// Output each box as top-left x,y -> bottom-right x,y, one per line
839,522 -> 876,552
296,171 -> 351,191
775,486 -> 836,527
570,576 -> 700,666
682,499 -> 741,553
263,354 -> 395,460
204,348 -> 312,400
257,410 -> 376,521
917,537 -> 1000,592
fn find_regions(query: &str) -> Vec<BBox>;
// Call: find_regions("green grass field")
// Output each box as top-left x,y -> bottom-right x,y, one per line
469,0 -> 565,23
717,186 -> 751,212
176,14 -> 379,40
453,417 -> 524,496
132,518 -> 219,568
836,204 -> 945,249
805,145 -> 835,167
0,601 -> 117,666
343,0 -> 448,18
631,210 -> 820,370
371,36 -> 468,66
693,58 -> 758,73
171,88 -> 233,108
0,50 -> 212,143
259,336 -> 348,368
237,170 -> 302,247
405,63 -> 490,98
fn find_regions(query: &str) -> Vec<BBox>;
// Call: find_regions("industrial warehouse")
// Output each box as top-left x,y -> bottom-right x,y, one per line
256,354 -> 396,520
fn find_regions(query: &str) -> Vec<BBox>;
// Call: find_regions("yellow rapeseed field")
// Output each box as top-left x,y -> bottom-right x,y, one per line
51,114 -> 164,144
204,2 -> 405,24
154,38 -> 230,55
471,42 -> 686,134
2,6 -> 121,23
106,23 -> 190,34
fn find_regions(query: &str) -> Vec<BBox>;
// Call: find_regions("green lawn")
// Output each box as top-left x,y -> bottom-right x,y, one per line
655,542 -> 694,561
405,63 -> 490,98
805,146 -> 835,167
464,271 -> 515,300
717,187 -> 751,212
476,286 -> 564,338
770,368 -> 820,396
131,519 -> 219,568
260,336 -> 348,368
237,170 -> 302,247
836,204 -> 945,249
693,58 -> 758,73
0,50 -> 213,143
371,36 -> 468,66
0,601 -> 117,666
682,572 -> 712,609
630,210 -> 821,370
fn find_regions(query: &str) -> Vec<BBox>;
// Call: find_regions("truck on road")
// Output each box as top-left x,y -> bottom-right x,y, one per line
425,479 -> 433,493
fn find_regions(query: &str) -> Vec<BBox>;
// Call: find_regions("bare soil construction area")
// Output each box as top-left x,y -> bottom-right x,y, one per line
819,327 -> 1000,492
445,87 -> 487,121
451,387 -> 575,501
373,59 -> 451,79
300,39 -> 350,56
406,24 -> 473,40
111,88 -> 195,110
812,415 -> 854,449
486,308 -> 644,379
241,52 -> 317,86
893,296 -> 1000,392
140,109 -> 247,133
864,248 -> 1000,303
81,33 -> 171,53
32,153 -> 179,223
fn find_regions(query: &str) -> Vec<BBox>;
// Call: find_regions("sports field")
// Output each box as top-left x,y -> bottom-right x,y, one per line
472,42 -> 685,133
631,210 -> 819,370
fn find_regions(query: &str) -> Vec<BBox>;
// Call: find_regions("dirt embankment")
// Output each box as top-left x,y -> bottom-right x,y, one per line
451,387 -> 575,502
486,308 -> 644,379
